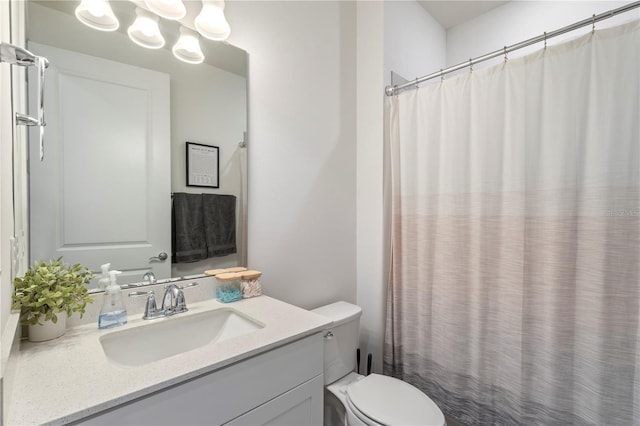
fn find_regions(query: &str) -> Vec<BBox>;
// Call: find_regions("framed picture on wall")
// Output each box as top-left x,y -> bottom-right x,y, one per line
186,142 -> 219,188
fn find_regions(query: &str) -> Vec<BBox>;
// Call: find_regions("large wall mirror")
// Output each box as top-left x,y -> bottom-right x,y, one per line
20,1 -> 248,291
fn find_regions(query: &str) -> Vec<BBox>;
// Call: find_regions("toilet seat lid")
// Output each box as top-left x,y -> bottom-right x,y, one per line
346,374 -> 445,426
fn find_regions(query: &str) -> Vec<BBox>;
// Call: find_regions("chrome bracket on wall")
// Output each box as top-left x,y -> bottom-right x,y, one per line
1,42 -> 49,161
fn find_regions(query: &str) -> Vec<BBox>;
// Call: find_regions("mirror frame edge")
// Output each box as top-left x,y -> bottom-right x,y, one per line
16,1 -> 250,289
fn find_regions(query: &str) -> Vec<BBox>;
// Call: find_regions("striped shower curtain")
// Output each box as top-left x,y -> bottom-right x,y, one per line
384,20 -> 639,426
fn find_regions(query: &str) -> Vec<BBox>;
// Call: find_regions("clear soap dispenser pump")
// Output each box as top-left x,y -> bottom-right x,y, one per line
98,263 -> 111,291
98,270 -> 128,329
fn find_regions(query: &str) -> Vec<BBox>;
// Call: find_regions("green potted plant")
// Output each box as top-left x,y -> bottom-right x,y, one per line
12,258 -> 94,342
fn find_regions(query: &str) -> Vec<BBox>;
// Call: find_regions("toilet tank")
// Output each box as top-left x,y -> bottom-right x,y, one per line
311,301 -> 362,385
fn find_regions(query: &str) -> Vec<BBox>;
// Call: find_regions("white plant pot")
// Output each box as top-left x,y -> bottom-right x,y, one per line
28,313 -> 67,342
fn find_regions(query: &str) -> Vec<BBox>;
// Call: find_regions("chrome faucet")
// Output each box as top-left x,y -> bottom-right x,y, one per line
129,282 -> 198,320
161,284 -> 182,313
143,271 -> 157,285
162,282 -> 199,314
128,290 -> 163,320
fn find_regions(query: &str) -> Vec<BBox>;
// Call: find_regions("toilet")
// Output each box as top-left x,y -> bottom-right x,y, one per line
312,301 -> 446,426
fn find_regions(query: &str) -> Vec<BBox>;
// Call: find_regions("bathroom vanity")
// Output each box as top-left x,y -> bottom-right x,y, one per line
5,295 -> 331,425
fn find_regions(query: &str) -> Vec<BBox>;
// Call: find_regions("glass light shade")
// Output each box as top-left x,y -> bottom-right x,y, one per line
128,7 -> 166,49
195,0 -> 231,41
173,27 -> 205,64
75,0 -> 119,31
144,0 -> 186,20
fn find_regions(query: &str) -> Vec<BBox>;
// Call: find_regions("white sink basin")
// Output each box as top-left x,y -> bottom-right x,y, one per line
99,308 -> 264,367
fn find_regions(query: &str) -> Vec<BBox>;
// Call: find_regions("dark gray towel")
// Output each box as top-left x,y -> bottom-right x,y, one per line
172,193 -> 208,263
202,194 -> 237,257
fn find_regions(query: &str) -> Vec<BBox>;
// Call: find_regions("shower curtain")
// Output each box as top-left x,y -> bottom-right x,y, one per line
384,20 -> 639,426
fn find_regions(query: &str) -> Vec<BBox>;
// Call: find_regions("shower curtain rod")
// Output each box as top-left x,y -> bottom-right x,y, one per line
385,1 -> 640,96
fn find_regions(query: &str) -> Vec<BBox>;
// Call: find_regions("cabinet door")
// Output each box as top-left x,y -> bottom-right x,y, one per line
225,375 -> 323,426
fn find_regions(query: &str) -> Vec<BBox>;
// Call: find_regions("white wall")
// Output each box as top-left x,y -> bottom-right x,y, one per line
227,1 -> 358,309
223,0 -> 446,374
384,1 -> 446,86
447,1 -> 638,68
353,1 -> 446,374
356,1 -> 385,374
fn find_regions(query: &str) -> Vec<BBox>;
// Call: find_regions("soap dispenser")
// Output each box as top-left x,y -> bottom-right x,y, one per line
98,263 -> 111,291
98,270 -> 128,329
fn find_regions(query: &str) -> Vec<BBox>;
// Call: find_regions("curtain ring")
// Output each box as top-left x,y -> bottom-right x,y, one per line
440,69 -> 444,82
415,77 -> 419,89
592,14 -> 596,34
544,31 -> 547,49
503,46 -> 508,62
469,58 -> 473,73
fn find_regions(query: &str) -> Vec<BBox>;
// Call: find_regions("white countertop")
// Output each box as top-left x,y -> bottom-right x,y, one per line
6,296 -> 332,426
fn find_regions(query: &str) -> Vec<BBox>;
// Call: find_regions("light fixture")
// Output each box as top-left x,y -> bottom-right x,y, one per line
173,27 -> 205,64
75,0 -> 119,32
128,7 -> 166,49
144,0 -> 186,21
195,0 -> 231,41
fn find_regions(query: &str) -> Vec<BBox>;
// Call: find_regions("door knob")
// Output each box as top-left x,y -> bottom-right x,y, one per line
149,252 -> 168,262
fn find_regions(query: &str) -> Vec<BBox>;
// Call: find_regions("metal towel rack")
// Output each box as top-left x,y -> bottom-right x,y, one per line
1,42 -> 49,160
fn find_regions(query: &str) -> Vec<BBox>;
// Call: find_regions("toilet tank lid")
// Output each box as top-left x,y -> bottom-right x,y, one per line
311,301 -> 362,326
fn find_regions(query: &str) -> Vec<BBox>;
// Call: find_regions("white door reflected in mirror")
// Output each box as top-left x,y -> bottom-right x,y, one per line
28,42 -> 171,287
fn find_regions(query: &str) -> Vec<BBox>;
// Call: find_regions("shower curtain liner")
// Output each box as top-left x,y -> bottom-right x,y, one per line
384,20 -> 639,426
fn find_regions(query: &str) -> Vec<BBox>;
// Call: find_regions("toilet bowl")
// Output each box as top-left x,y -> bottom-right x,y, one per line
312,302 -> 445,426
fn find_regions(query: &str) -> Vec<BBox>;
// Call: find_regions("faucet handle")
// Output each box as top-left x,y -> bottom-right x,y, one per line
175,290 -> 187,313
129,290 -> 161,320
173,282 -> 199,313
178,282 -> 199,290
128,291 -> 153,298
